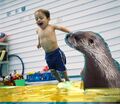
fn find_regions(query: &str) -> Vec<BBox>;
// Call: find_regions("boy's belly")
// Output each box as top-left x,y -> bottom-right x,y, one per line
41,40 -> 58,52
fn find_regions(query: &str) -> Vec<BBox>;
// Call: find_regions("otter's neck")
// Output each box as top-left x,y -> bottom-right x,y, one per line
84,53 -> 120,87
85,53 -> 117,77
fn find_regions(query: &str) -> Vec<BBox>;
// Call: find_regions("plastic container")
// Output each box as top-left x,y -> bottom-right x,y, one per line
15,79 -> 25,86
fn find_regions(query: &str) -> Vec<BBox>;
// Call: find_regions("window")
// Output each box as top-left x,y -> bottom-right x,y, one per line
6,6 -> 26,17
21,6 -> 26,12
6,11 -> 11,16
15,8 -> 20,13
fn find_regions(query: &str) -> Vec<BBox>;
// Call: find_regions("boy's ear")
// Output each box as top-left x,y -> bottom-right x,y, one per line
48,17 -> 50,21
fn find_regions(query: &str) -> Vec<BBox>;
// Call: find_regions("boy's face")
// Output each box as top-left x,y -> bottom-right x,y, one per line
34,11 -> 50,29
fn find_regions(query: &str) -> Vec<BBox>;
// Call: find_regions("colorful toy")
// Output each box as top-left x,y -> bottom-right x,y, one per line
41,66 -> 49,73
3,70 -> 24,86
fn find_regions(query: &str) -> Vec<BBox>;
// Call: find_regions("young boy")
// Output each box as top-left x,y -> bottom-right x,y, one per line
34,9 -> 71,85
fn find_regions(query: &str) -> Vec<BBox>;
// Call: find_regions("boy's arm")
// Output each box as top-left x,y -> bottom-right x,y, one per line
54,25 -> 71,33
36,29 -> 41,49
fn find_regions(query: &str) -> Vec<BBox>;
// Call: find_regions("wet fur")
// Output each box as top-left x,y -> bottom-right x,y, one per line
65,31 -> 120,88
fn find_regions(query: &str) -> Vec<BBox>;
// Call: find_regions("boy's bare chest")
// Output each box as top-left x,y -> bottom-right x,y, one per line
41,31 -> 51,38
39,29 -> 55,39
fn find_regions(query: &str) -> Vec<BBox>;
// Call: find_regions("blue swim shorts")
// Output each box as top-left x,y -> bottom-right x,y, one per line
45,48 -> 66,71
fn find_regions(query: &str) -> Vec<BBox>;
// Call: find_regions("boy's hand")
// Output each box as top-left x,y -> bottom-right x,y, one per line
37,44 -> 41,49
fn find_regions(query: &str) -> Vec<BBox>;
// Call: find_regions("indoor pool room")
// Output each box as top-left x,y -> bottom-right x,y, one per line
0,0 -> 120,104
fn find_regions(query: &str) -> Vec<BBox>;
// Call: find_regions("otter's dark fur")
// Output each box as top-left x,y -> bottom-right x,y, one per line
65,31 -> 120,88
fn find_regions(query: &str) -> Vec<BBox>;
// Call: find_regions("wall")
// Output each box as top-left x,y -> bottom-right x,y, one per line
0,0 -> 120,76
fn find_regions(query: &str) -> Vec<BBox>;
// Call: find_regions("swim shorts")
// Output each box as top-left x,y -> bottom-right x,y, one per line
45,48 -> 66,71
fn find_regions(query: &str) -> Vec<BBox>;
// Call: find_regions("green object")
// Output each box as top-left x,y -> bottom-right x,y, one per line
15,79 -> 25,86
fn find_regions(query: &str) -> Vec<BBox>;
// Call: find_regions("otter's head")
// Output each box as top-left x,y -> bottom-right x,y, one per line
65,31 -> 111,56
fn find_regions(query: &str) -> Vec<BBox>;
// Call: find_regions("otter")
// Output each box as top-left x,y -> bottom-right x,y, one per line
65,31 -> 120,88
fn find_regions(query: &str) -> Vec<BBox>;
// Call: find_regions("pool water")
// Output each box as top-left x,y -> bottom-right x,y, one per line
0,81 -> 120,102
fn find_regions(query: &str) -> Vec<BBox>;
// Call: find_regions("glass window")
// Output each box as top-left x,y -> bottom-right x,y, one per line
21,6 -> 26,12
6,11 -> 11,16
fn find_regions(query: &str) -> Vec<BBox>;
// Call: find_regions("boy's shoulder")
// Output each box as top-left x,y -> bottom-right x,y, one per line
36,27 -> 43,32
49,24 -> 61,30
36,28 -> 38,33
36,28 -> 42,35
48,24 -> 55,28
46,24 -> 57,30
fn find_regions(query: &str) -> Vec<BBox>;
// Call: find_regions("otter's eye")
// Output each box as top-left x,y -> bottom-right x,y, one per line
88,39 -> 94,44
74,35 -> 80,41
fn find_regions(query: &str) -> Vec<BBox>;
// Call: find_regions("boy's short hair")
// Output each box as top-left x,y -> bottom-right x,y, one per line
35,9 -> 50,18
